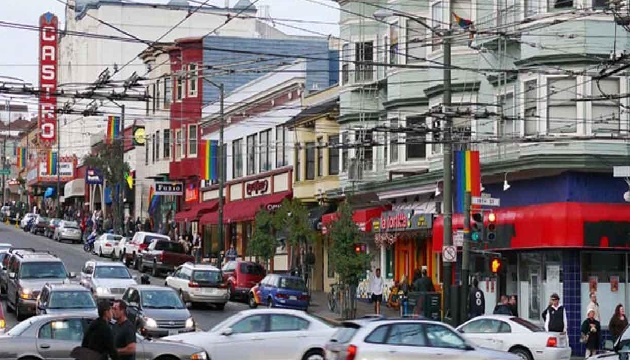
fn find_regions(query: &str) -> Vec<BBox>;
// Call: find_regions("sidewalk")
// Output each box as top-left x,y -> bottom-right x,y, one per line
308,291 -> 399,325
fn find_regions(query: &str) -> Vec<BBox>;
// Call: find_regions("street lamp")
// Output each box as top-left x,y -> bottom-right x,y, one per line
374,8 -> 456,323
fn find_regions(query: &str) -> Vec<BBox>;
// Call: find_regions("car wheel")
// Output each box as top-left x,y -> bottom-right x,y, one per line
15,299 -> 23,321
510,347 -> 533,360
267,297 -> 274,308
99,247 -> 103,257
248,294 -> 257,309
215,303 -> 226,310
151,262 -> 159,277
302,349 -> 325,360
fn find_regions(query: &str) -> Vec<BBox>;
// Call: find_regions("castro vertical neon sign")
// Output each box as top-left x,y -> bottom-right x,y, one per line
39,12 -> 58,144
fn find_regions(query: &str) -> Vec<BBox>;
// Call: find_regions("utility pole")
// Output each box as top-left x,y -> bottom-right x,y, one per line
461,191 -> 472,321
56,116 -> 61,213
217,84 -> 225,266
120,104 -> 126,233
2,99 -> 9,206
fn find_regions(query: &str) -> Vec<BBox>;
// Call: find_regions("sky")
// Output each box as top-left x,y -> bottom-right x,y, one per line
0,0 -> 340,86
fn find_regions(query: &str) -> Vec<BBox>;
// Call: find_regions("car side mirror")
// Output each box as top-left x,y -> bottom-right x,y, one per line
8,272 -> 15,279
68,272 -> 77,278
221,328 -> 233,336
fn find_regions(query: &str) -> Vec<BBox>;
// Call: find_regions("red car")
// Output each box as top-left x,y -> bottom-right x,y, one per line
221,260 -> 266,300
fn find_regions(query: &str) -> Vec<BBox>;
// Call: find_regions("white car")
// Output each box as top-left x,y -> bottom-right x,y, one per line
113,237 -> 129,261
80,260 -> 138,301
94,233 -> 124,257
165,263 -> 228,310
19,213 -> 36,229
457,315 -> 571,360
123,231 -> 171,268
164,309 -> 335,360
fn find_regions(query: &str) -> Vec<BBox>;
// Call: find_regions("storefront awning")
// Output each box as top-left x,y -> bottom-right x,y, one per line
174,200 -> 219,222
64,179 -> 85,199
200,191 -> 292,225
321,206 -> 390,234
308,205 -> 335,230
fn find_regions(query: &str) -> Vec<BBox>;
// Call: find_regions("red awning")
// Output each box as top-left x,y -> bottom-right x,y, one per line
174,200 -> 219,222
432,202 -> 630,252
200,192 -> 292,225
321,206 -> 390,234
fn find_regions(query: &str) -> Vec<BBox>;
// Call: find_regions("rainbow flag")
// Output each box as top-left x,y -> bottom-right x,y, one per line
454,150 -> 481,213
201,140 -> 218,181
106,116 -> 121,144
452,12 -> 473,29
47,150 -> 58,175
148,185 -> 159,215
17,147 -> 26,168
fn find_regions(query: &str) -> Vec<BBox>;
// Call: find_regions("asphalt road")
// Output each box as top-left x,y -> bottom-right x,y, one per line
0,222 -> 248,331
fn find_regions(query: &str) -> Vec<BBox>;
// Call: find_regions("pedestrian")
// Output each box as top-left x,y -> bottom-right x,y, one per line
609,304 -> 628,342
542,298 -> 553,322
587,292 -> 601,322
81,300 -> 119,360
544,293 -> 567,334
369,268 -> 384,315
493,295 -> 512,315
112,300 -> 136,360
413,268 -> 435,292
508,295 -> 518,317
468,278 -> 485,319
225,243 -> 238,262
581,308 -> 601,358
192,232 -> 202,263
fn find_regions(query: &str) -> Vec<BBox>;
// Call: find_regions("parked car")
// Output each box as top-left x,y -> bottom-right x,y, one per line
0,313 -> 209,360
0,248 -> 36,298
165,262 -> 228,309
457,315 -> 571,360
165,309 -> 335,360
249,273 -> 309,311
221,260 -> 266,301
80,260 -> 138,301
113,236 -> 129,261
325,317 -> 521,360
53,220 -> 82,243
35,283 -> 98,316
29,215 -> 49,235
123,285 -> 196,338
19,213 -> 36,231
44,218 -> 62,238
122,231 -> 171,269
138,239 -> 194,277
93,233 -> 124,257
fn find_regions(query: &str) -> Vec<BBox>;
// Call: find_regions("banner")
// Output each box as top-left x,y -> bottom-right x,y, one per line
38,12 -> 58,145
106,116 -> 121,144
202,140 -> 218,181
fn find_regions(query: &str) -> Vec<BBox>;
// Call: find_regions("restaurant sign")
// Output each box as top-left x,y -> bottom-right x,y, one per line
372,211 -> 433,232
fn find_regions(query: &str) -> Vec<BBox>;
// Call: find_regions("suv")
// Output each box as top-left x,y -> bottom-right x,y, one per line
80,260 -> 137,301
5,252 -> 75,320
0,248 -> 36,297
324,318 -> 520,360
122,231 -> 171,269
221,260 -> 266,301
165,262 -> 227,309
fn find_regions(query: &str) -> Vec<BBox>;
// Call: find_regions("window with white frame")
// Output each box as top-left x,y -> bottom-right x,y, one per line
524,80 -> 538,136
525,0 -> 540,17
593,0 -> 608,8
317,137 -> 324,177
431,1 -> 444,52
246,134 -> 257,175
497,0 -> 516,30
358,130 -> 373,171
156,79 -> 161,111
389,22 -> 399,66
355,41 -> 374,82
341,131 -> 349,172
498,93 -> 517,137
259,129 -> 271,172
295,143 -> 302,181
152,83 -> 157,113
188,63 -> 198,97
175,129 -> 182,160
329,135 -> 340,175
188,124 -> 198,157
164,77 -> 172,108
155,130 -> 160,163
390,119 -> 399,163
406,116 -> 427,160
591,78 -> 620,134
549,0 -> 572,10
547,77 -> 577,134
163,129 -> 171,159
233,138 -> 244,178
341,43 -> 350,84
275,125 -> 289,167
176,75 -> 183,101
406,19 -> 427,63
306,142 -> 316,180
145,134 -> 150,165
151,134 -> 156,163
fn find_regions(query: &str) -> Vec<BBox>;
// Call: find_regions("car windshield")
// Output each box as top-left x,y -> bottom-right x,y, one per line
106,235 -> 123,241
280,277 -> 306,291
49,291 -> 96,309
141,290 -> 185,309
6,318 -> 35,336
192,270 -> 222,283
94,266 -> 131,279
20,262 -> 67,279
240,263 -> 265,275
510,317 -> 544,332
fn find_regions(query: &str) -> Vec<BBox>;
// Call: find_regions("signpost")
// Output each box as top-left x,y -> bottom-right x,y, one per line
453,230 -> 464,247
0,169 -> 10,176
472,196 -> 501,207
443,245 -> 457,262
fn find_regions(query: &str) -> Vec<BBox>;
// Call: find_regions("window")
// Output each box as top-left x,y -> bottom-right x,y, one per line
275,126 -> 289,167
524,80 -> 538,136
306,142 -> 316,180
424,324 -> 468,349
145,135 -> 150,165
317,137 -> 324,177
38,319 -> 84,341
155,131 -> 160,162
591,78 -> 620,134
328,135 -> 339,175
269,315 -> 309,332
390,119 -> 399,162
156,79 -> 161,110
341,43 -> 350,84
295,143 -> 301,181
246,134 -> 257,175
164,77 -> 172,108
547,77 -> 577,134
232,315 -> 266,334
432,118 -> 442,154
151,134 -> 156,163
341,132 -> 349,172
431,1 -> 444,52
550,0 -> 573,9
406,116 -> 426,160
389,22 -> 399,66
525,0 -> 539,16
498,93 -> 516,137
406,19 -> 426,63
460,319 -> 504,333
386,323 -> 426,346
176,75 -> 183,101
259,129 -> 271,172
145,86 -> 149,115
163,129 -> 170,159
358,130 -> 373,171
355,41 -> 374,82
188,124 -> 198,157
175,129 -> 183,160
593,0 -> 608,8
497,0 -> 516,29
152,83 -> 157,113
188,63 -> 198,97
365,325 -> 389,344
232,138 -> 243,179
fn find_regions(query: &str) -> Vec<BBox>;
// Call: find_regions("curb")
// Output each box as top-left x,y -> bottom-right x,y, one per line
309,311 -> 343,326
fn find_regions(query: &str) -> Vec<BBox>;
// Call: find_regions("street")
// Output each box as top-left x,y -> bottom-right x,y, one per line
0,223 -> 249,331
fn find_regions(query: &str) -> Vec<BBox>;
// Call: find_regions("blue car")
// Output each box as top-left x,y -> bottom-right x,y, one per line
249,274 -> 310,311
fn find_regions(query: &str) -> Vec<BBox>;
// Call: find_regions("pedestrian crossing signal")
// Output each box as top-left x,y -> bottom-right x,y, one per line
490,258 -> 502,274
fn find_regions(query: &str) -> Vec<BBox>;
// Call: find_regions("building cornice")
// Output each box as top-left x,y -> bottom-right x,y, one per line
383,97 -> 429,111
338,111 -> 382,124
424,81 -> 481,98
514,53 -> 608,68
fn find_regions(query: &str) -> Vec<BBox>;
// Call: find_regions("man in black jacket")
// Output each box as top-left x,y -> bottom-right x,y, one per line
82,301 -> 119,360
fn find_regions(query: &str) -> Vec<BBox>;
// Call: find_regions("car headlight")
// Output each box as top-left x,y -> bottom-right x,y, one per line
96,287 -> 111,295
185,317 -> 195,329
144,317 -> 158,328
20,288 -> 32,299
0,319 -> 5,329
190,351 -> 208,360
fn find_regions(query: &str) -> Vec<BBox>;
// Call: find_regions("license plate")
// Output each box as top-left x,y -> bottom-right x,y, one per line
290,296 -> 297,300
168,329 -> 178,336
202,288 -> 215,295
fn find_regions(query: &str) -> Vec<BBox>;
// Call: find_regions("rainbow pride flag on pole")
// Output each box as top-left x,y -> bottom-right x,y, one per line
452,12 -> 473,29
148,185 -> 159,215
47,150 -> 58,175
17,147 -> 26,169
454,150 -> 481,213
201,140 -> 218,181
106,116 -> 121,144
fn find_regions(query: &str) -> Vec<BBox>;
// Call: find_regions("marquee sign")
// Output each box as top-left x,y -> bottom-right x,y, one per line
372,211 -> 433,233
155,181 -> 183,196
246,179 -> 269,196
38,12 -> 58,145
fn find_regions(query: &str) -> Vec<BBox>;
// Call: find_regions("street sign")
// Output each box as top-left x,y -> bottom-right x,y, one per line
614,166 -> 630,177
443,246 -> 457,262
472,196 -> 500,207
0,169 -> 10,175
453,231 -> 464,247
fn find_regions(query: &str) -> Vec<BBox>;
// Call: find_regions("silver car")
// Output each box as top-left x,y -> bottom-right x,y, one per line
35,283 -> 98,317
0,313 -> 208,360
53,220 -> 82,244
80,261 -> 138,301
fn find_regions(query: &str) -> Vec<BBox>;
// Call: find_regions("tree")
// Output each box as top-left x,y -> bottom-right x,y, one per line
273,198 -> 317,278
248,208 -> 277,267
82,142 -> 129,231
328,201 -> 371,286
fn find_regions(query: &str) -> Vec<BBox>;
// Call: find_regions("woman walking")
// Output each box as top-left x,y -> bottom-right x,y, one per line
609,304 -> 628,343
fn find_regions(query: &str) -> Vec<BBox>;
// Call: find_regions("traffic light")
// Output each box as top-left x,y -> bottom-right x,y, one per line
471,212 -> 483,242
490,257 -> 503,274
354,243 -> 367,254
486,212 -> 496,241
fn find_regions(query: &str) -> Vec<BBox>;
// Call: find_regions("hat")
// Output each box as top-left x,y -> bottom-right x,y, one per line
551,293 -> 560,300
587,308 -> 596,316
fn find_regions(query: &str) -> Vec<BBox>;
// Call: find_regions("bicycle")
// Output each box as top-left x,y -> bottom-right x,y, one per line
328,283 -> 340,313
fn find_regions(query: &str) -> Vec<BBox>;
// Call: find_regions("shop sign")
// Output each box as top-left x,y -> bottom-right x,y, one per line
373,211 -> 433,232
185,184 -> 199,203
38,12 -> 58,145
39,161 -> 74,178
266,202 -> 283,212
155,181 -> 183,196
246,179 -> 269,197
85,168 -> 103,185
